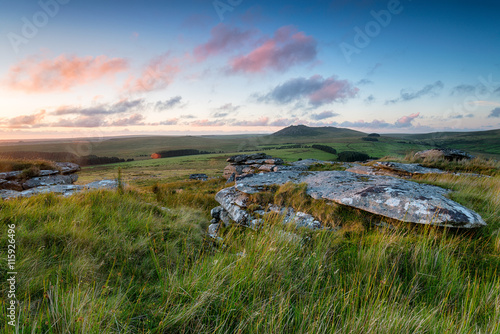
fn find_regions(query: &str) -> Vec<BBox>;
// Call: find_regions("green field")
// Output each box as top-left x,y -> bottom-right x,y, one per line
1,126 -> 499,162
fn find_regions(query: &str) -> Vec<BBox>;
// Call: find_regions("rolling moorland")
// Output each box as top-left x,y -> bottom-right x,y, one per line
0,125 -> 499,333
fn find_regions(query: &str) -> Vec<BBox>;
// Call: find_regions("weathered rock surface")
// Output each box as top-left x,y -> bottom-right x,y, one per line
414,149 -> 474,161
215,187 -> 250,224
264,205 -> 322,230
23,174 -> 78,189
212,186 -> 324,233
55,162 -> 81,174
374,162 -> 445,175
0,179 -> 120,200
0,161 -> 83,199
223,153 -> 284,179
234,171 -> 486,228
0,171 -> 23,180
347,162 -> 445,178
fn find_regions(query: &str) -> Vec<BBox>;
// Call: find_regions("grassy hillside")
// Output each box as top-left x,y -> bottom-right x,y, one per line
1,159 -> 499,333
385,129 -> 500,158
0,126 -> 499,162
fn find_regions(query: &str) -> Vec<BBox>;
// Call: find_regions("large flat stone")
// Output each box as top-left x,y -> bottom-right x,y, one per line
235,171 -> 486,228
23,174 -> 78,189
0,179 -> 119,200
55,162 -> 81,174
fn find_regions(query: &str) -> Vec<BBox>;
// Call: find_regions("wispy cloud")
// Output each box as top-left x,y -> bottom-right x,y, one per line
364,94 -> 375,104
229,25 -> 317,73
194,24 -> 256,61
124,53 -> 180,93
269,118 -> 299,127
386,81 -> 444,104
54,99 -> 145,116
1,110 -> 46,128
109,114 -> 145,126
257,75 -> 358,107
155,96 -> 183,111
337,112 -> 421,129
159,118 -> 179,125
51,116 -> 104,128
395,112 -> 420,127
190,119 -> 226,127
5,54 -> 128,93
232,117 -> 269,126
488,107 -> 500,118
212,103 -> 240,118
310,111 -> 339,120
449,113 -> 474,119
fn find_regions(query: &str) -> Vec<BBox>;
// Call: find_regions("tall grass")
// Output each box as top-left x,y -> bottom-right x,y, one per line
1,171 -> 499,333
393,153 -> 500,176
0,158 -> 58,173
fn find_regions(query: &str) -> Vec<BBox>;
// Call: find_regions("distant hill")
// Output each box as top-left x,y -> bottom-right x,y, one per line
385,129 -> 500,158
271,125 -> 365,138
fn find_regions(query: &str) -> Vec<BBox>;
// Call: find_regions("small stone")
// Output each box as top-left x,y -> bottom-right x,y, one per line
211,206 -> 223,220
189,173 -> 208,181
208,223 -> 220,238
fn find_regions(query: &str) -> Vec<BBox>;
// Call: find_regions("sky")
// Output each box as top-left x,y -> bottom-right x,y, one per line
0,0 -> 500,139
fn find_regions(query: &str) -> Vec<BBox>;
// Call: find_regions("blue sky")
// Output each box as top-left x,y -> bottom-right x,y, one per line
0,0 -> 499,139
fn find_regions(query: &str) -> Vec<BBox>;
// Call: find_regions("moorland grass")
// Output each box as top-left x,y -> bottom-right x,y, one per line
1,162 -> 499,333
0,158 -> 58,174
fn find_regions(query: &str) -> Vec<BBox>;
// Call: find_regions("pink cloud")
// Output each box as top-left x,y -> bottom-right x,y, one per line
124,53 -> 180,93
5,54 -> 128,93
193,24 -> 256,61
259,75 -> 358,107
230,25 -> 317,73
110,114 -> 145,126
396,112 -> 420,127
308,77 -> 359,106
2,110 -> 46,128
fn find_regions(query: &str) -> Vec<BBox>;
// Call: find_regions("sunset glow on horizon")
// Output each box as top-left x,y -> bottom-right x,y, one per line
1,0 -> 499,140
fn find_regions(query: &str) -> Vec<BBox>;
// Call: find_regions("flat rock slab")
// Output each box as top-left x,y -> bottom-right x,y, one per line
347,162 -> 446,178
0,179 -> 119,200
55,162 -> 81,174
235,171 -> 486,228
374,162 -> 445,175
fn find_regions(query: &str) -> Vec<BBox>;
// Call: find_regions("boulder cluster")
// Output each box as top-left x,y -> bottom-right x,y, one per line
209,153 -> 487,238
223,153 -> 285,181
0,162 -> 118,200
0,162 -> 80,192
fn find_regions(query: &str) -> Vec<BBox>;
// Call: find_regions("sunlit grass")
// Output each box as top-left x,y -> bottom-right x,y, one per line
1,158 -> 499,333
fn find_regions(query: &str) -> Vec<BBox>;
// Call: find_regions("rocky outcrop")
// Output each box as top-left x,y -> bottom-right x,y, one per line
233,171 -> 485,228
0,179 -> 120,200
208,186 -> 324,238
55,162 -> 81,174
223,153 -> 284,179
347,162 -> 445,178
0,162 -> 118,200
23,174 -> 79,189
0,162 -> 80,193
414,149 -> 474,161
